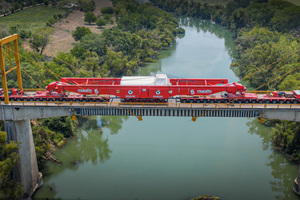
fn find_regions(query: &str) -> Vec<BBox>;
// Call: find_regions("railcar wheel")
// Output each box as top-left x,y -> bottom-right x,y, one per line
75,99 -> 80,102
196,99 -> 201,103
182,99 -> 187,103
224,100 -> 229,103
238,100 -> 242,104
29,98 -> 34,101
203,99 -> 208,103
272,100 -> 277,104
216,99 -> 221,103
189,99 -> 194,103
258,100 -> 263,104
42,98 -> 47,101
16,98 -> 21,101
36,99 -> 40,101
279,100 -> 283,104
82,99 -> 87,102
245,100 -> 249,104
293,100 -> 298,104
265,100 -> 270,104
286,100 -> 291,104
209,99 -> 215,103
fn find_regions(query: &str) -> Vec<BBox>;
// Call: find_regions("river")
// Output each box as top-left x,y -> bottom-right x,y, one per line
33,18 -> 300,200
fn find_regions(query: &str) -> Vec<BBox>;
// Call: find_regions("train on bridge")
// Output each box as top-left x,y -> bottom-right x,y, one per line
1,74 -> 300,104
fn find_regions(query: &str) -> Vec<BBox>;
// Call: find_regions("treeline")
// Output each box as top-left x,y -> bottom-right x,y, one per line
0,0 -> 96,16
151,0 -> 300,161
150,0 -> 300,33
0,0 -> 55,15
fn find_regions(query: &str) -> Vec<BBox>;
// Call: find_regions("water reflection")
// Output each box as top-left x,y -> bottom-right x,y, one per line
247,118 -> 272,151
246,119 -> 300,200
137,43 -> 176,76
179,17 -> 237,59
267,152 -> 300,200
101,116 -> 128,135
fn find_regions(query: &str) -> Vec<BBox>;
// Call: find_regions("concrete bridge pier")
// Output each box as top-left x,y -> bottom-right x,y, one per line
293,165 -> 300,195
4,119 -> 43,198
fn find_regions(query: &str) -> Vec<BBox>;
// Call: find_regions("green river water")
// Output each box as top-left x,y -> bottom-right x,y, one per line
33,19 -> 300,200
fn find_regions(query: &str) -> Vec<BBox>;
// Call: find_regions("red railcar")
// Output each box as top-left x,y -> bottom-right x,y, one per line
1,74 -> 300,104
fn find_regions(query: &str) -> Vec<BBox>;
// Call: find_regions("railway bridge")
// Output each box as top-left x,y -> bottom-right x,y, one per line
1,34 -> 300,198
1,100 -> 300,197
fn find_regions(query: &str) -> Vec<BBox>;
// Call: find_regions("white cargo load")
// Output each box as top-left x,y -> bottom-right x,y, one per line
120,74 -> 169,86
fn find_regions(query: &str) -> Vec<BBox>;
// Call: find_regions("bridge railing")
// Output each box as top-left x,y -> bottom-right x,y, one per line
0,100 -> 299,110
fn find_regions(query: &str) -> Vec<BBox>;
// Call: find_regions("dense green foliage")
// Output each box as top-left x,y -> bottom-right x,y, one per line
33,117 -> 78,167
0,131 -> 23,199
77,0 -> 96,12
269,120 -> 300,161
232,27 -> 300,90
96,18 -> 106,28
151,0 -> 300,33
84,11 -> 96,24
72,26 -> 92,41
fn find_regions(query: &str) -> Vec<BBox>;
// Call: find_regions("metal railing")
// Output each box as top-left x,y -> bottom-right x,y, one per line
1,100 -> 300,110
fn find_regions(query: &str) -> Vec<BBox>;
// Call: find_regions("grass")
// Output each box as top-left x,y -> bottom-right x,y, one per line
0,5 -> 66,31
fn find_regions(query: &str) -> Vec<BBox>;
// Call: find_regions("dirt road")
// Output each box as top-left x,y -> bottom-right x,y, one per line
44,0 -> 114,57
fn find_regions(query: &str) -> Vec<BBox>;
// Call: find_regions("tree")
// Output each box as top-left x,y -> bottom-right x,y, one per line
96,18 -> 106,28
29,28 -> 52,55
278,72 -> 300,91
100,6 -> 114,14
72,26 -> 92,41
0,131 -> 23,199
83,51 -> 100,76
84,11 -> 96,24
103,14 -> 112,21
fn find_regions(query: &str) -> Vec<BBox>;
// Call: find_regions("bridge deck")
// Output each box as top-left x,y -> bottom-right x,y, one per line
1,99 -> 300,121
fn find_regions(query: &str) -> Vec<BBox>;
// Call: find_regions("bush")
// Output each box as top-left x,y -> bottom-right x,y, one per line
72,26 -> 92,41
103,13 -> 111,21
96,18 -> 106,28
100,6 -> 114,14
84,11 -> 96,24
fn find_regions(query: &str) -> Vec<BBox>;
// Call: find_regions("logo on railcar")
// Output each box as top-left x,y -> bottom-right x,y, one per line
197,90 -> 212,94
78,89 -> 92,93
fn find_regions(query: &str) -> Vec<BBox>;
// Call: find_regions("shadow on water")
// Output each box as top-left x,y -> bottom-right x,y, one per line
247,118 -> 300,200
